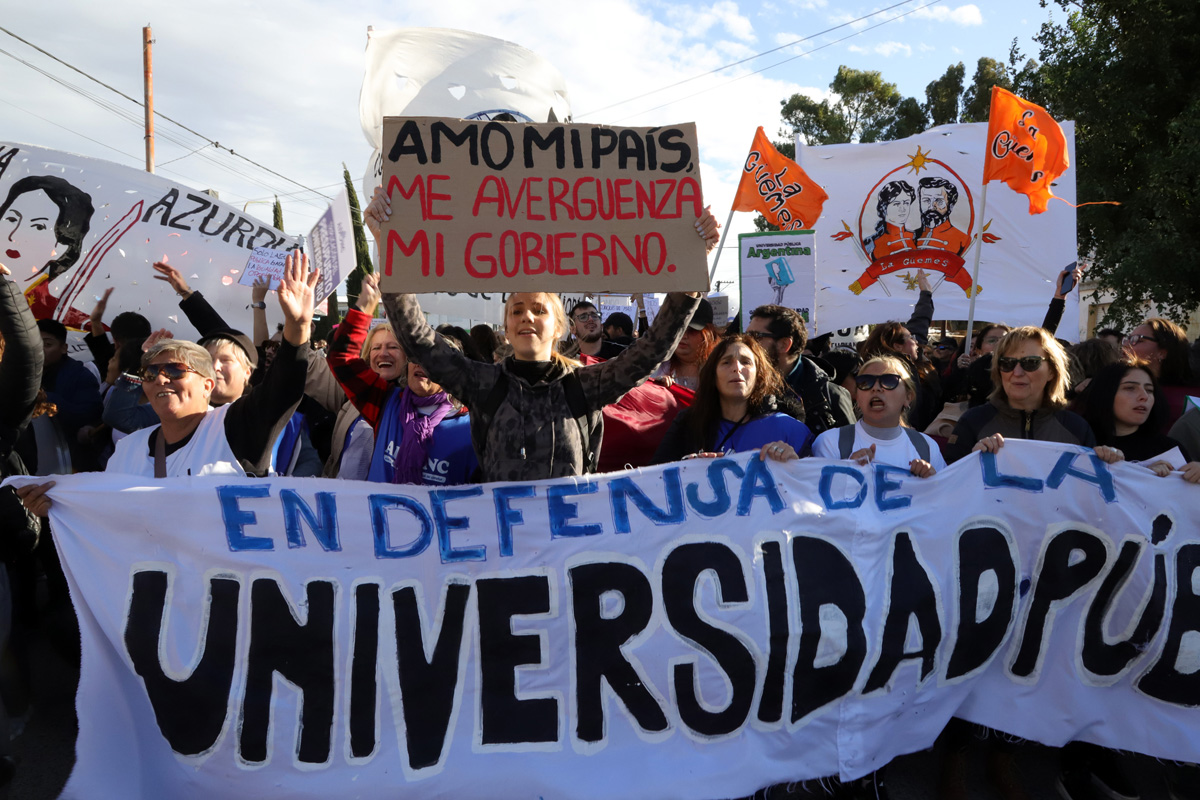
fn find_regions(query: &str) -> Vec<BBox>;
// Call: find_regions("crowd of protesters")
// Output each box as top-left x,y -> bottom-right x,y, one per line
2,187 -> 1200,798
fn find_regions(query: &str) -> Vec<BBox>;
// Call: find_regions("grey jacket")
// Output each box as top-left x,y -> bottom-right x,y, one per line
383,292 -> 699,482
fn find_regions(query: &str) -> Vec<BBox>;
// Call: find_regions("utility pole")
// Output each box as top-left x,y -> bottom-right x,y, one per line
143,25 -> 154,173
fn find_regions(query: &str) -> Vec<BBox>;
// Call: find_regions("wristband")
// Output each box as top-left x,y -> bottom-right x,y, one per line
120,373 -> 143,386
249,301 -> 267,310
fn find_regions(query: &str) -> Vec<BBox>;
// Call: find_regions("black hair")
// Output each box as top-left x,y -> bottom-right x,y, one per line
111,311 -> 152,343
918,176 -> 959,210
864,180 -> 914,255
0,175 -> 94,279
435,324 -> 485,362
568,300 -> 598,318
604,312 -> 634,337
36,318 -> 67,344
1080,360 -> 1167,444
470,324 -> 499,363
749,304 -> 808,354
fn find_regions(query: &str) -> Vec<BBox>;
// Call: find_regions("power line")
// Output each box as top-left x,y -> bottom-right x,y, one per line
579,0 -> 925,119
611,0 -> 945,124
0,24 -> 333,203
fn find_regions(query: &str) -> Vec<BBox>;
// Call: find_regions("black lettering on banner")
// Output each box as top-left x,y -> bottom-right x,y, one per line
477,575 -> 558,745
222,215 -> 257,248
657,128 -> 692,173
791,537 -> 867,723
1081,539 -> 1166,680
198,205 -> 234,236
124,571 -> 239,756
387,119 -> 429,164
662,543 -> 756,737
523,126 -> 566,169
864,532 -> 942,693
392,581 -> 471,769
141,187 -> 179,225
1139,542 -> 1200,706
431,120 -> 478,165
590,128 -> 619,169
757,540 -> 789,724
167,193 -> 213,230
946,526 -> 1018,681
617,129 -> 646,171
239,579 -> 336,764
570,562 -> 668,742
1011,529 -> 1108,679
349,583 -> 381,759
480,122 -> 515,171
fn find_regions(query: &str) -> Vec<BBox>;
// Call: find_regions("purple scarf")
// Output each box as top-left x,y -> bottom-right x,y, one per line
393,389 -> 454,484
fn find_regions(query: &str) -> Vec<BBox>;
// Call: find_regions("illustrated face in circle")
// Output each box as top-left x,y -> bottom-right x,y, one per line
885,195 -> 912,228
2,189 -> 63,277
919,187 -> 951,229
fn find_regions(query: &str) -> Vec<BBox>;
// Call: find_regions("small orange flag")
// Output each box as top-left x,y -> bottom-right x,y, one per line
982,87 -> 1069,214
732,127 -> 828,229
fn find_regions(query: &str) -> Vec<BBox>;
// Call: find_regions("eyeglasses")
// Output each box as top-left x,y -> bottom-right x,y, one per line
573,312 -> 601,322
997,356 -> 1046,373
142,362 -> 201,381
746,331 -> 778,341
1123,334 -> 1157,346
854,373 -> 902,391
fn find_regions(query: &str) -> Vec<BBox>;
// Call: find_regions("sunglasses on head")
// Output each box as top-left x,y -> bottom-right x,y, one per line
855,373 -> 902,391
997,355 -> 1045,373
142,362 -> 201,381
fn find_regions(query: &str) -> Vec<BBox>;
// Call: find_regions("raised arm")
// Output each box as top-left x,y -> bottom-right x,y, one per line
905,269 -> 934,344
326,276 -> 392,428
578,291 -> 700,408
84,287 -> 116,367
380,292 -> 487,406
0,265 -> 43,446
153,261 -> 232,336
1041,264 -> 1082,336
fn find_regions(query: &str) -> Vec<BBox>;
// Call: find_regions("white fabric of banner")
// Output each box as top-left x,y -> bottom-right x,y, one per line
798,123 -> 1078,337
9,441 -> 1200,799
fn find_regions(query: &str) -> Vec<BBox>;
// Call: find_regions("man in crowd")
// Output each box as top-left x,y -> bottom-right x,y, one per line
568,300 -> 627,360
37,319 -> 103,471
745,305 -> 854,435
604,312 -> 635,347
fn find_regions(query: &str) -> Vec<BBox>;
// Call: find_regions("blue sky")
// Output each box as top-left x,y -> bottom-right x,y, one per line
1,0 -> 1067,289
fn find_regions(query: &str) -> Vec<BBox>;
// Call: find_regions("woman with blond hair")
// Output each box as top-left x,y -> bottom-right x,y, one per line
363,187 -> 717,482
944,326 -> 1122,464
813,354 -> 946,476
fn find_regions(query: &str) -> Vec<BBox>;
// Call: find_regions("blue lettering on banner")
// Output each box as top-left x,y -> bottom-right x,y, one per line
1045,452 -> 1116,503
610,467 -> 685,533
280,490 -> 341,551
819,465 -> 868,510
980,452 -> 1044,492
218,485 -> 274,551
874,465 -> 913,511
493,485 -> 537,557
685,458 -> 742,517
370,494 -> 434,559
549,482 -> 603,538
432,487 -> 487,563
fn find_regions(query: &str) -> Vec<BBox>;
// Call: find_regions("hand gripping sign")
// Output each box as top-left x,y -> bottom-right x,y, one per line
377,117 -> 710,294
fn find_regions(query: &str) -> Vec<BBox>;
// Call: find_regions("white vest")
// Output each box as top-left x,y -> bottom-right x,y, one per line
105,405 -> 245,477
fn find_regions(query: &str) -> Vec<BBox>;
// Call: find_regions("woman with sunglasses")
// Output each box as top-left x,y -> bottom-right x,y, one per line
1123,317 -> 1197,430
17,254 -> 318,515
812,355 -> 946,476
653,335 -> 812,464
1079,359 -> 1200,482
943,327 -> 1122,464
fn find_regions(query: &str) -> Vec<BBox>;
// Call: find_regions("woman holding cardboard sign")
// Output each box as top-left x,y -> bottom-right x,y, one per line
364,186 -> 717,482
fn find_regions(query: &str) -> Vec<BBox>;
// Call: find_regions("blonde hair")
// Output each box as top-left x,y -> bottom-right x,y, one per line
142,339 -> 216,381
856,354 -> 916,423
360,322 -> 397,360
205,338 -> 254,376
990,326 -> 1070,409
502,292 -> 579,367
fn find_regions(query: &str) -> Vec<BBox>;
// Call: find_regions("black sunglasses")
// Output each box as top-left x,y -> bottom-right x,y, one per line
855,373 -> 902,391
142,362 -> 201,381
997,356 -> 1046,373
746,331 -> 778,341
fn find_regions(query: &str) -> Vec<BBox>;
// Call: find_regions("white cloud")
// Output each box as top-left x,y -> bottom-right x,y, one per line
912,4 -> 984,26
918,43 -> 936,53
848,41 -> 912,58
789,0 -> 828,8
774,31 -> 801,46
827,11 -> 871,31
668,1 -> 756,42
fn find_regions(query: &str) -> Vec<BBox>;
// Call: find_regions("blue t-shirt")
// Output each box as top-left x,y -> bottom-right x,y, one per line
368,390 -> 478,485
713,413 -> 813,456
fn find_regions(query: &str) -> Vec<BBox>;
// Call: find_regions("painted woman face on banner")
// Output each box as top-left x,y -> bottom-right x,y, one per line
0,175 -> 93,281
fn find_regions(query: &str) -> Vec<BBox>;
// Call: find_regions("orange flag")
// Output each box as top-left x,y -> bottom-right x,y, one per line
732,127 -> 828,229
982,87 -> 1069,214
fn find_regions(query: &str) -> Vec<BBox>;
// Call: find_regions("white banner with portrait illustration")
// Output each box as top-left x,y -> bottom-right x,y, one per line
9,441 -> 1200,799
799,123 -> 1078,336
0,142 -> 296,359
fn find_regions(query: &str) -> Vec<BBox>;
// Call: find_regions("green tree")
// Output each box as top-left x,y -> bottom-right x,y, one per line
343,164 -> 374,311
1031,0 -> 1200,327
781,66 -> 904,146
272,195 -> 284,232
961,57 -> 1012,122
924,62 -> 965,126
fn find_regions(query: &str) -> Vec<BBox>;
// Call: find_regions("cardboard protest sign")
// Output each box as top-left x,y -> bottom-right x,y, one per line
739,230 -> 816,331
12,442 -> 1200,798
239,247 -> 289,290
378,117 -> 709,294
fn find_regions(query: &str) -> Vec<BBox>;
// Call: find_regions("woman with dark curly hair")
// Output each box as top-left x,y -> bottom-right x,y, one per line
653,334 -> 812,463
1123,316 -> 1197,430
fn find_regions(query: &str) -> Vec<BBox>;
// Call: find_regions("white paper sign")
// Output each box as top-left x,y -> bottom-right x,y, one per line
307,187 -> 356,305
10,441 -> 1200,799
738,230 -> 816,331
239,247 -> 289,290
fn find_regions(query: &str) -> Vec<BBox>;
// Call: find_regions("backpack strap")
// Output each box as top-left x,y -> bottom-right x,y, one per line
838,424 -> 857,459
470,371 -> 510,468
561,370 -> 598,474
904,427 -> 931,462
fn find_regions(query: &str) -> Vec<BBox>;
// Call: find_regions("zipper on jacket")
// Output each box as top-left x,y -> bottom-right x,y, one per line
1022,411 -> 1032,439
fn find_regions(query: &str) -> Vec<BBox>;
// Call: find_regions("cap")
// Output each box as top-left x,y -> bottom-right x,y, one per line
197,328 -> 259,368
688,298 -> 714,331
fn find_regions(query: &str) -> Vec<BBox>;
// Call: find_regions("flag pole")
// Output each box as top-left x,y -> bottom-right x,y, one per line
963,182 -> 988,350
707,205 -> 738,285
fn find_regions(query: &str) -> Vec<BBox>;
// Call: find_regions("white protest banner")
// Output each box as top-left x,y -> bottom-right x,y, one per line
378,117 -> 709,294
358,28 -> 572,200
307,187 -> 356,305
13,441 -> 1200,798
799,123 -> 1078,335
0,142 -> 296,359
597,294 -> 635,326
739,230 -> 816,331
238,247 -> 289,290
708,294 -> 730,327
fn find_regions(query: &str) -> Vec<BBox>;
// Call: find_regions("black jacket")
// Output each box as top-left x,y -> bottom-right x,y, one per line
783,355 -> 854,436
0,276 -> 43,558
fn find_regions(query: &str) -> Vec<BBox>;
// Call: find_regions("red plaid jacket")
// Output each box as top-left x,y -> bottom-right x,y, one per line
326,308 -> 392,430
